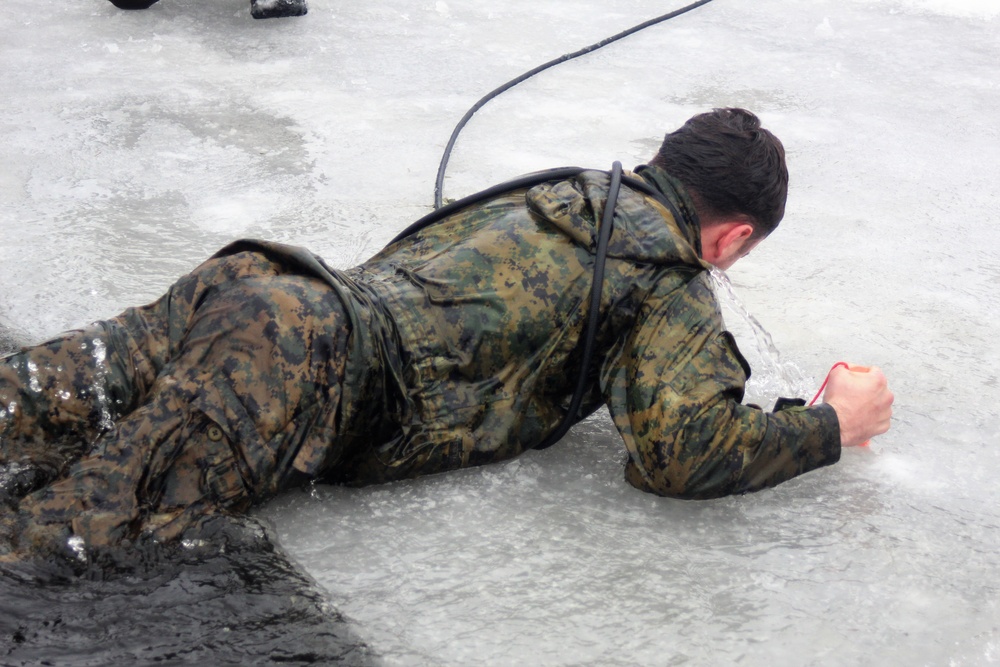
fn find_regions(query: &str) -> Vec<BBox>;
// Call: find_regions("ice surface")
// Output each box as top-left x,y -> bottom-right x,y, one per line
2,0 -> 999,664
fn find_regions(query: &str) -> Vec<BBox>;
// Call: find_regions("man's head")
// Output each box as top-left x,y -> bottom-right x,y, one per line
650,108 -> 788,269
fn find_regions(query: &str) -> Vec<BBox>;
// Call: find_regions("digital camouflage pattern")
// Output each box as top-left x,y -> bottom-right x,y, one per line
1,248 -> 357,552
0,165 -> 840,554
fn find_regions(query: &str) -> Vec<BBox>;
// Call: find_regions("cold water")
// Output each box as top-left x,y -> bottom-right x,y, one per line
2,0 -> 998,664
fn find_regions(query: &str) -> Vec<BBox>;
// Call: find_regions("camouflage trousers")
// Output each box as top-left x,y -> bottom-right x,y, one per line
0,249 -> 352,553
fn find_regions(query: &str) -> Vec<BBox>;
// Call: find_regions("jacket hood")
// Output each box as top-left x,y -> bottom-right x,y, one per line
524,165 -> 707,269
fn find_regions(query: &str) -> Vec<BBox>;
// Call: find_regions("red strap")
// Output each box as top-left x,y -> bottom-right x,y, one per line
808,361 -> 849,406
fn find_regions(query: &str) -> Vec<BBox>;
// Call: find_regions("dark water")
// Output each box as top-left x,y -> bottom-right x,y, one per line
0,515 -> 377,666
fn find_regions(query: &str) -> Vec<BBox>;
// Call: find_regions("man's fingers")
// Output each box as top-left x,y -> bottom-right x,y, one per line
823,362 -> 894,447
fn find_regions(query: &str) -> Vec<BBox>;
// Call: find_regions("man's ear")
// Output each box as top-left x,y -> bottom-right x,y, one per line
701,219 -> 756,269
718,222 -> 754,254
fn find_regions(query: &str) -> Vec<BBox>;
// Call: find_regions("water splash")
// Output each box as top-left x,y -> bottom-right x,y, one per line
66,536 -> 88,563
89,335 -> 116,432
26,360 -> 42,394
709,268 -> 812,408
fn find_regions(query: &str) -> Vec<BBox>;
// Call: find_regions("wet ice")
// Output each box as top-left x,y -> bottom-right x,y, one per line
2,0 -> 1000,664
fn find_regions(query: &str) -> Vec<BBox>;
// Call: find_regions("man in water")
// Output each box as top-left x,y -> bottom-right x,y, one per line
0,109 -> 893,556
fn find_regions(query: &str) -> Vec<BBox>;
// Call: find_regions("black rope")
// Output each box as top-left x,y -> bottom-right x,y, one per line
389,167 -> 587,246
535,161 -> 624,450
433,0 -> 717,208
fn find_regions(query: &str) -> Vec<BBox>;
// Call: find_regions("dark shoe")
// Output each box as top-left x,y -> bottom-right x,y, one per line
250,0 -> 307,19
108,0 -> 161,8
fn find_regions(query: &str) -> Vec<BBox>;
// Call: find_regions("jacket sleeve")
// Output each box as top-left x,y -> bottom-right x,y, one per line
602,272 -> 841,499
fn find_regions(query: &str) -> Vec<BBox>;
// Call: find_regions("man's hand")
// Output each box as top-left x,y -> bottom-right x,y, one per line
822,365 -> 894,447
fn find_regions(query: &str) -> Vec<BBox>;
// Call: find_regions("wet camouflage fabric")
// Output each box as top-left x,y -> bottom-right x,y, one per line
336,165 -> 840,491
0,165 -> 840,553
1,246 -> 356,552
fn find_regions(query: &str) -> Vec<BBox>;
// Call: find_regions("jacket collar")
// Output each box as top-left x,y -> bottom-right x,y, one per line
634,164 -> 703,256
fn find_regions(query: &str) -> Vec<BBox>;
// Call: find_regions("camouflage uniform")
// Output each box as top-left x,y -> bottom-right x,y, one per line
0,165 -> 840,552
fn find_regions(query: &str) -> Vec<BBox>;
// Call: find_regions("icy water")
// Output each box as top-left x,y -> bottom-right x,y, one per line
2,0 -> 1000,665
0,515 -> 375,665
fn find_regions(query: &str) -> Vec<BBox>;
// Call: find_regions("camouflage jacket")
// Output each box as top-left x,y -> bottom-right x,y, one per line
262,165 -> 840,498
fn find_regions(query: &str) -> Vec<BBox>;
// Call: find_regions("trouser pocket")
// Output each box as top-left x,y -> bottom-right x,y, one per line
152,415 -> 250,515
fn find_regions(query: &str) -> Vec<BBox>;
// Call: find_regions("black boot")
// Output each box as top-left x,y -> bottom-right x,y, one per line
108,0 -> 161,8
250,0 -> 308,19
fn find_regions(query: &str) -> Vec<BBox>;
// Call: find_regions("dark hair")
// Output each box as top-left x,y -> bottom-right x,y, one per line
650,108 -> 788,238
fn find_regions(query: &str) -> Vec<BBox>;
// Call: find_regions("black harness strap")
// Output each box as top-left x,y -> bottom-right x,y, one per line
389,167 -> 587,246
390,167 -> 682,246
534,160 -> 624,449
